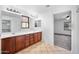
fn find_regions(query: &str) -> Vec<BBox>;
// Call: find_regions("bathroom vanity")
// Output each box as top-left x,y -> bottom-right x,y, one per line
1,31 -> 42,54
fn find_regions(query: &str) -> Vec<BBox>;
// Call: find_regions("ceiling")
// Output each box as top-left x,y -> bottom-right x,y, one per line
15,5 -> 50,14
9,5 -> 74,21
54,11 -> 71,21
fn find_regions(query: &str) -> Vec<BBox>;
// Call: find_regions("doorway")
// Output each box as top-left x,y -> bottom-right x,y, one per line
54,11 -> 71,51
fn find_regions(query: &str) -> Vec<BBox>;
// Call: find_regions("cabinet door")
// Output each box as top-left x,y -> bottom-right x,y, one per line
1,37 -> 16,54
15,35 -> 25,51
25,35 -> 30,47
29,34 -> 34,45
37,32 -> 42,41
34,33 -> 38,43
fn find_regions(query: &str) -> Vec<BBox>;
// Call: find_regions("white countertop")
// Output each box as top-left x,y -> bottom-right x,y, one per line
1,30 -> 42,39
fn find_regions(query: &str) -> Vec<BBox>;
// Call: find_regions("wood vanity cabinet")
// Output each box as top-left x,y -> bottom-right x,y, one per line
37,32 -> 42,41
34,33 -> 38,43
29,34 -> 34,45
25,35 -> 30,47
1,32 -> 42,54
15,35 -> 26,52
34,32 -> 42,43
1,37 -> 16,54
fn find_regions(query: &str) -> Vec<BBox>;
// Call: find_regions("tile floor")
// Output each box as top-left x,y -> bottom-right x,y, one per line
17,42 -> 71,54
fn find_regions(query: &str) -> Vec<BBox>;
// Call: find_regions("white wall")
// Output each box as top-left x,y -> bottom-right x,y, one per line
74,13 -> 79,53
0,6 -> 2,34
40,12 -> 54,45
54,19 -> 71,35
0,6 -> 2,53
70,6 -> 79,53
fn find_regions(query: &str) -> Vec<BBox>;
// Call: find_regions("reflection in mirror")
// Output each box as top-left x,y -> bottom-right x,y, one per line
2,20 -> 11,32
35,20 -> 41,27
21,15 -> 29,29
21,22 -> 28,28
64,22 -> 71,31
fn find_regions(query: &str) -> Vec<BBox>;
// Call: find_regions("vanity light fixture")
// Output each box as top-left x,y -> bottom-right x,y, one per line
6,8 -> 21,14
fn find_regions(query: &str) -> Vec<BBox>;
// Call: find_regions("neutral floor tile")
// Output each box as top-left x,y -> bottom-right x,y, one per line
17,42 -> 71,54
